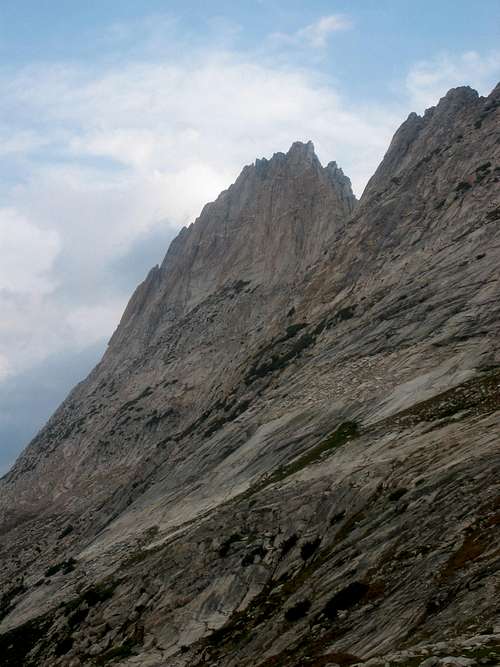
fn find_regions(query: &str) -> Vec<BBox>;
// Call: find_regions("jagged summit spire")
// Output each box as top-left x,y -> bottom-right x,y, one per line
262,139 -> 315,162
252,140 -> 319,176
287,139 -> 316,158
111,140 -> 356,352
250,140 -> 354,196
438,85 -> 479,105
359,83 -> 496,201
422,85 -> 481,119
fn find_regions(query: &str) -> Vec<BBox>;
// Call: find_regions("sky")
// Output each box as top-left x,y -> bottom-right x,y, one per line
0,1 -> 499,474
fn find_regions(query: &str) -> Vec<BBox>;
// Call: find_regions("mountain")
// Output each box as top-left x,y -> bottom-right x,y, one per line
0,84 -> 499,667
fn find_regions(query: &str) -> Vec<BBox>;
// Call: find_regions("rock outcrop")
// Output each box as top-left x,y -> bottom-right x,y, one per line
0,84 -> 499,667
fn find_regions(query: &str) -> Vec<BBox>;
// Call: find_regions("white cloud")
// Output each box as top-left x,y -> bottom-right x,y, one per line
66,302 -> 127,347
4,55 -> 395,196
0,292 -> 66,377
0,289 -> 119,379
0,130 -> 50,156
0,208 -> 60,294
270,14 -> 352,50
297,15 -> 353,48
406,50 -> 500,112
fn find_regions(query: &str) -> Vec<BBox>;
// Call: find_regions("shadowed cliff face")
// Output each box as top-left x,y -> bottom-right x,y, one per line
0,85 -> 499,667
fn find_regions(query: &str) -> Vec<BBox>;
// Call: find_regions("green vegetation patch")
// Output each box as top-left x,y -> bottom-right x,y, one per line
455,179 -> 472,195
195,523 -> 376,667
383,641 -> 500,667
462,639 -> 500,664
282,421 -> 359,478
121,541 -> 166,569
374,368 -> 500,433
58,524 -> 74,539
44,557 -> 77,577
240,421 -> 359,503
62,579 -> 119,618
246,331 -> 316,382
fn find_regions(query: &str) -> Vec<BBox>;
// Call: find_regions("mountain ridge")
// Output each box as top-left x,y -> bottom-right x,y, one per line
0,83 -> 499,667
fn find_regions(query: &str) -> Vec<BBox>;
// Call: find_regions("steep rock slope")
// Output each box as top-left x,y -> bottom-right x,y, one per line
0,85 -> 499,667
0,140 -> 355,524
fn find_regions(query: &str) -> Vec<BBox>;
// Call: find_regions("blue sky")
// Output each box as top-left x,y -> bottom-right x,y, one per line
0,1 -> 499,473
1,2 -> 498,90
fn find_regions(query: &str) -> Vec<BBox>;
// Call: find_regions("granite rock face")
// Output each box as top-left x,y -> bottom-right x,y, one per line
0,85 -> 499,667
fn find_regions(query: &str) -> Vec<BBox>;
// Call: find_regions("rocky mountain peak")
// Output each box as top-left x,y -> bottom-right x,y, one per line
109,141 -> 355,357
284,138 -> 317,163
359,83 -> 496,203
251,140 -> 323,179
0,84 -> 499,667
434,84 -> 479,108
